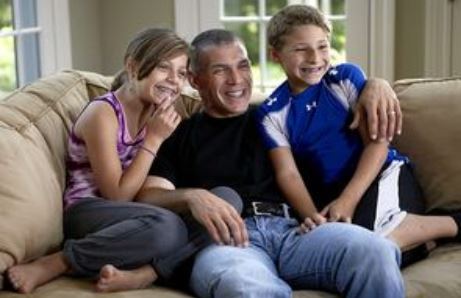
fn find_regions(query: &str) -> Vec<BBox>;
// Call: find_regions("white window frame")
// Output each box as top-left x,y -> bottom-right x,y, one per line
37,0 -> 72,77
0,0 -> 72,89
175,0 -> 395,84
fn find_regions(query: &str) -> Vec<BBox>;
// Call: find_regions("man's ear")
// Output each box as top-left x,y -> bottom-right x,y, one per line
188,71 -> 200,90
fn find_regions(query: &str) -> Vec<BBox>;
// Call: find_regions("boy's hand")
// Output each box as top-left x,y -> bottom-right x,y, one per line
298,212 -> 327,233
320,198 -> 357,223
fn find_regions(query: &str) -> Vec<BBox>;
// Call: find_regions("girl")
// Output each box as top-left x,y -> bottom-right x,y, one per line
7,27 -> 190,293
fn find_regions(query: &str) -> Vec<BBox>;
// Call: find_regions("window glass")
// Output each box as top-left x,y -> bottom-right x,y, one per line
0,0 -> 40,98
266,0 -> 288,16
224,0 -> 258,17
224,22 -> 260,68
330,20 -> 346,63
221,0 -> 346,94
0,0 -> 15,95
328,0 -> 344,14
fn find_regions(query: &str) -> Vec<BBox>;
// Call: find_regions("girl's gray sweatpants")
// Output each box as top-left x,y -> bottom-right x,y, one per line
62,186 -> 243,281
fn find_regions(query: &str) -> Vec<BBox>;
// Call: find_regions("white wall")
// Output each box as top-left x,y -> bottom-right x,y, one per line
69,0 -> 174,75
69,0 -> 103,73
68,0 -> 443,81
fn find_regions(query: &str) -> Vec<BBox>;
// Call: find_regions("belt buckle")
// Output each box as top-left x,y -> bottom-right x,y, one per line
281,203 -> 290,219
252,202 -> 291,218
252,202 -> 273,216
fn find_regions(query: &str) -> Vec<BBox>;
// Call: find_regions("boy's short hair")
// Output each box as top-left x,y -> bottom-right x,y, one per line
267,5 -> 331,50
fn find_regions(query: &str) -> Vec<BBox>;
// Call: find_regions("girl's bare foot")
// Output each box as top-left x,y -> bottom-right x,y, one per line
6,252 -> 69,294
96,264 -> 157,292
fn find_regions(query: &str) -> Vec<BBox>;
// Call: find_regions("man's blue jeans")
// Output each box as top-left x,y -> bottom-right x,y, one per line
190,216 -> 403,298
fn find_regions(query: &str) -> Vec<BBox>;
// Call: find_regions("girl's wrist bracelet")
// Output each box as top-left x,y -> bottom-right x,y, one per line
140,146 -> 157,158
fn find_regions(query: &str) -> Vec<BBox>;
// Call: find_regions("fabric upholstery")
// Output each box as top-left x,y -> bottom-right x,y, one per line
393,77 -> 461,211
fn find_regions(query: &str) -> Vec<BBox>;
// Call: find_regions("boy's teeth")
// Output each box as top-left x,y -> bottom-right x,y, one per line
227,90 -> 243,97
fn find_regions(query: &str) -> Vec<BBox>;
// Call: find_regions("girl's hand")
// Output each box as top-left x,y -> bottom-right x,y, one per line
320,198 -> 357,223
298,212 -> 327,233
146,96 -> 181,143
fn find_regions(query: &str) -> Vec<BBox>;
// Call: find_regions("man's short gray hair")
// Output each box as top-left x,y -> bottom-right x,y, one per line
189,29 -> 242,73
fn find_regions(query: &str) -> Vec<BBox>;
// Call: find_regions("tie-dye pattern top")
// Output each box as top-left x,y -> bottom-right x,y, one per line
63,92 -> 146,209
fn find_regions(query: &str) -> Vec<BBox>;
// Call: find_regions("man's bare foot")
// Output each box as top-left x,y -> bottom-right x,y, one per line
95,264 -> 157,292
6,252 -> 69,294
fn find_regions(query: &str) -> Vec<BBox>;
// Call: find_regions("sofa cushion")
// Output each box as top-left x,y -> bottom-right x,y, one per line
0,71 -> 111,286
393,77 -> 461,211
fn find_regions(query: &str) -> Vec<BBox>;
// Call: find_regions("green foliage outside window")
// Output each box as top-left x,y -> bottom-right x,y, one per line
223,0 -> 346,92
0,0 -> 15,97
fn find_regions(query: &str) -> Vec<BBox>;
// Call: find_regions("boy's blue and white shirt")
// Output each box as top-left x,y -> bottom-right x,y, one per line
256,63 -> 407,190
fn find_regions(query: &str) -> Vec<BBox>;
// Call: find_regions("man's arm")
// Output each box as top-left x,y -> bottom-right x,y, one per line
349,78 -> 402,142
136,176 -> 249,247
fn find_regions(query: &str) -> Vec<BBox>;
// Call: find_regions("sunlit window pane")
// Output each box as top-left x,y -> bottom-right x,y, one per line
0,0 -> 15,96
0,0 -> 12,30
266,0 -> 288,16
224,0 -> 258,17
0,36 -> 16,96
0,0 -> 41,96
265,61 -> 285,89
221,0 -> 346,94
328,0 -> 344,15
331,20 -> 346,64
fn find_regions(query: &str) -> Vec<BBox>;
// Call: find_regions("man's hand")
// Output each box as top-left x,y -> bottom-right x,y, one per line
187,189 -> 249,247
349,78 -> 402,142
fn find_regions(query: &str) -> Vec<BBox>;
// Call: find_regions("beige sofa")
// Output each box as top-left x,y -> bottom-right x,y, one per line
1,70 -> 461,298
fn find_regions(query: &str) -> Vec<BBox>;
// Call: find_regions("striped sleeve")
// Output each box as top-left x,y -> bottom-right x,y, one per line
328,63 -> 367,110
255,99 -> 291,150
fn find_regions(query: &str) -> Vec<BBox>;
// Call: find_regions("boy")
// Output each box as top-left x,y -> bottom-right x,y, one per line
256,4 -> 461,266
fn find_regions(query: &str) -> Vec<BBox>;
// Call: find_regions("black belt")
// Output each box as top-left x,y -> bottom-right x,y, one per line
244,202 -> 296,219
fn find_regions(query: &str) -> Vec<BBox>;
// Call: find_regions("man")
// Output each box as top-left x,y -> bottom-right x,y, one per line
137,29 -> 404,298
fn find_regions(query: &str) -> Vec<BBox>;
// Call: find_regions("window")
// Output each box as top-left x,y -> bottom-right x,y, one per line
175,0 -> 395,94
0,0 -> 71,99
220,0 -> 346,93
0,0 -> 40,96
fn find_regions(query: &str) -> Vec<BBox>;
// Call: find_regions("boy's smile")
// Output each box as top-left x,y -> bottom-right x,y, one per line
272,24 -> 331,94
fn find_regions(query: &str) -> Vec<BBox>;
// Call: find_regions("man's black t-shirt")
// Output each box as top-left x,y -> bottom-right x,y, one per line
149,106 -> 284,210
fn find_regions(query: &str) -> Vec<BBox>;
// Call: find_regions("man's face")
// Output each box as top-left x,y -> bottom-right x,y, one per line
190,41 -> 253,118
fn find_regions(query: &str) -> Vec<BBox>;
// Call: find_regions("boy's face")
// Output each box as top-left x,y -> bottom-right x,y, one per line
272,24 -> 330,94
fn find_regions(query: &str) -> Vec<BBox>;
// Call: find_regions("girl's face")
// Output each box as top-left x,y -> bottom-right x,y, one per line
134,53 -> 188,106
271,24 -> 331,94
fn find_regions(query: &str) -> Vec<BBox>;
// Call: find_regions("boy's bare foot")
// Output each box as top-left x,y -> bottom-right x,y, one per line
95,264 -> 157,292
6,252 -> 69,294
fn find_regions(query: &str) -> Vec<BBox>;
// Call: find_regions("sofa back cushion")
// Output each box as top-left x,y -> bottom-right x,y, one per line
393,77 -> 461,211
0,71 -> 111,285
